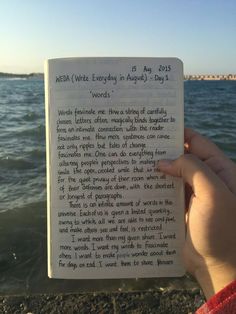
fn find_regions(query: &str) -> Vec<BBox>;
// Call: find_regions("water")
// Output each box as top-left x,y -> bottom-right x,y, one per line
185,80 -> 236,159
0,79 -> 236,295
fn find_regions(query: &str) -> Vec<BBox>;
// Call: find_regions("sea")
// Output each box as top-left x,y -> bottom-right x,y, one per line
0,78 -> 236,295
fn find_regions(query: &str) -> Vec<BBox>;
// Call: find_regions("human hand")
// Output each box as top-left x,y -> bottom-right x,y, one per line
158,128 -> 236,299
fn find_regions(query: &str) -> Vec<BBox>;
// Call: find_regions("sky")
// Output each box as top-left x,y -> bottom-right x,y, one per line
1,0 -> 236,74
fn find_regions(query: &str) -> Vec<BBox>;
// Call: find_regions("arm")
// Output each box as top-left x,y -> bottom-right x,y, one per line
158,128 -> 236,300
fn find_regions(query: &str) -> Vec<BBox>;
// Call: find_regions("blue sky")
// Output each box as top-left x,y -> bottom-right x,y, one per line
1,0 -> 236,74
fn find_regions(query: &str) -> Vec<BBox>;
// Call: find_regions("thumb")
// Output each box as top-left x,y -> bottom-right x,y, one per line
158,154 -> 225,198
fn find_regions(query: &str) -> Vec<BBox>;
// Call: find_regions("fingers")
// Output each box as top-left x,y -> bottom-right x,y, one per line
184,128 -> 236,195
158,154 -> 226,199
184,128 -> 224,161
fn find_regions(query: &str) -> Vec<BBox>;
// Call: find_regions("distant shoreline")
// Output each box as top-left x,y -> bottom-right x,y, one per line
0,72 -> 236,81
0,72 -> 44,80
185,74 -> 236,81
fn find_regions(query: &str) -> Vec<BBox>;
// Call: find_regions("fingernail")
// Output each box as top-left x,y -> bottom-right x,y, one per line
157,159 -> 172,169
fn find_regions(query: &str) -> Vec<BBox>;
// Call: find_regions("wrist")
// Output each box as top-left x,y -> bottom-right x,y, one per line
195,262 -> 236,300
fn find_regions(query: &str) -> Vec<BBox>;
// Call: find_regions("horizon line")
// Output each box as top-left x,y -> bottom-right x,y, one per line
1,71 -> 236,77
